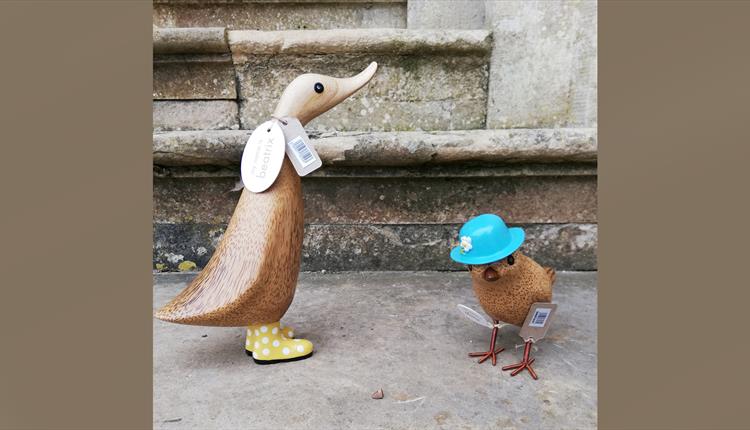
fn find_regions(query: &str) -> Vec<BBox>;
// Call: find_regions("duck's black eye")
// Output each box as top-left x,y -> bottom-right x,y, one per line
314,82 -> 324,93
507,254 -> 515,265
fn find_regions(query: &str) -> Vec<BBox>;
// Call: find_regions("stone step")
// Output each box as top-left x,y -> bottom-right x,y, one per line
153,101 -> 239,132
152,28 -> 238,133
153,28 -> 492,132
154,167 -> 596,225
153,128 -> 597,166
152,128 -> 596,272
153,26 -> 229,55
154,0 -> 407,31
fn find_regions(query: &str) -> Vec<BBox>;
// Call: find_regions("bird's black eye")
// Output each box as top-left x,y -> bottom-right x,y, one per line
314,82 -> 324,93
507,254 -> 515,266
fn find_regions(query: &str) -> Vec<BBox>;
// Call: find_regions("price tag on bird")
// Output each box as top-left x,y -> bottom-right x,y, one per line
519,303 -> 557,342
241,120 -> 287,193
279,116 -> 322,176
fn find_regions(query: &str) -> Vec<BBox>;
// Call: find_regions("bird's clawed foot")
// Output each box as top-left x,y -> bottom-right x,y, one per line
468,324 -> 504,366
468,346 -> 505,366
502,339 -> 538,380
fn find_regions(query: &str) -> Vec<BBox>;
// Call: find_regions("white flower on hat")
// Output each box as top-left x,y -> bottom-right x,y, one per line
459,236 -> 472,254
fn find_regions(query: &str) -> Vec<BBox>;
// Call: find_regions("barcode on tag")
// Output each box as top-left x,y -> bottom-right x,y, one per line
529,308 -> 551,328
287,136 -> 315,167
279,117 -> 322,176
519,302 -> 556,342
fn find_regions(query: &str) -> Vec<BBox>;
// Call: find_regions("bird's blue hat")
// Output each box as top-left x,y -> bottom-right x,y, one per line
450,214 -> 525,265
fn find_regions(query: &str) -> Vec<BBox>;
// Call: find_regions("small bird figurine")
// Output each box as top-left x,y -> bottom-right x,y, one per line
155,62 -> 378,364
450,214 -> 556,379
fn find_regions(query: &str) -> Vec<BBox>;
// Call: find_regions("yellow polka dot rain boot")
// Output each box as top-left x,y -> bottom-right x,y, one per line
245,323 -> 295,352
245,322 -> 313,364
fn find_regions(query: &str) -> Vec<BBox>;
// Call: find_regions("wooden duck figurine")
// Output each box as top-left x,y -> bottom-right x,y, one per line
155,62 -> 378,364
450,214 -> 556,379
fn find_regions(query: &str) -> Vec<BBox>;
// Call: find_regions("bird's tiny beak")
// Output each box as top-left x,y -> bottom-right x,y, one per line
483,267 -> 499,282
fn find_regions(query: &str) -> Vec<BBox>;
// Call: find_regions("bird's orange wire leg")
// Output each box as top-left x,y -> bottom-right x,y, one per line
502,339 -> 538,380
468,320 -> 504,366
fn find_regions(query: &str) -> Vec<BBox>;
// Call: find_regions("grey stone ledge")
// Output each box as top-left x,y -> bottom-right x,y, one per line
155,0 -> 403,3
153,128 -> 597,167
153,101 -> 239,132
154,1 -> 406,32
153,53 -> 233,64
228,28 -> 492,57
153,27 -> 229,54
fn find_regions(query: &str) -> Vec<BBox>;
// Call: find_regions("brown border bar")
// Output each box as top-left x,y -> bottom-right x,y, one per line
0,2 -> 153,429
600,1 -> 750,428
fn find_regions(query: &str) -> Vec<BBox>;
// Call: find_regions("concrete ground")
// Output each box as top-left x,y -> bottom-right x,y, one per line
154,271 -> 597,430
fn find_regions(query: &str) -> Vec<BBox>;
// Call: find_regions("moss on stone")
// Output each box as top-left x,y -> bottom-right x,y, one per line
178,260 -> 197,271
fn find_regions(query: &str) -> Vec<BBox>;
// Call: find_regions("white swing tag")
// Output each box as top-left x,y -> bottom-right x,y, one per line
241,120 -> 286,193
279,117 -> 322,176
519,303 -> 557,342
457,304 -> 495,329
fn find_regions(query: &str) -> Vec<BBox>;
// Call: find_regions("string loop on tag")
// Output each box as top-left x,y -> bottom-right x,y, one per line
515,339 -> 537,349
270,116 -> 288,126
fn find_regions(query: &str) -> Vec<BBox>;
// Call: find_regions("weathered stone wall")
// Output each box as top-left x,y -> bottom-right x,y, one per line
484,1 -> 597,128
152,0 -> 598,272
153,165 -> 597,272
236,52 -> 489,131
408,1 -> 597,128
407,0 -> 485,30
153,29 -> 492,132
